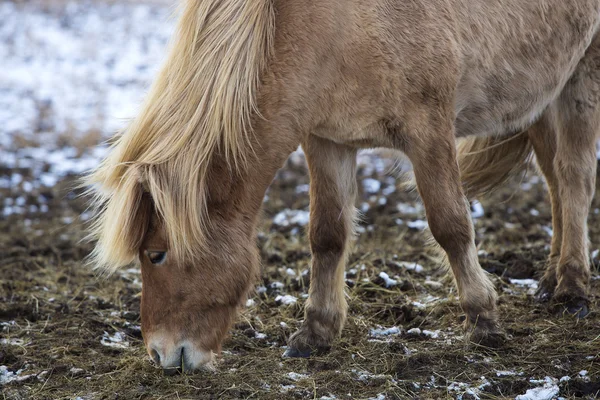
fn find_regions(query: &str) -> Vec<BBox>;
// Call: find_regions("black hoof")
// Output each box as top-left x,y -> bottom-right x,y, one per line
282,347 -> 311,358
470,330 -> 507,348
552,296 -> 590,319
163,367 -> 181,376
565,300 -> 589,319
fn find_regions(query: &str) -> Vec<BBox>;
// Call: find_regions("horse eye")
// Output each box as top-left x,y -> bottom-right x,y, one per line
146,251 -> 167,265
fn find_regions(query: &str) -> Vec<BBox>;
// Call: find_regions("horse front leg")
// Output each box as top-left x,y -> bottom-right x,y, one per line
284,136 -> 357,358
407,123 -> 503,347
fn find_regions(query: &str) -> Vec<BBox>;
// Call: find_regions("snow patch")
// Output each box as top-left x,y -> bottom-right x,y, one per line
516,377 -> 560,400
0,366 -> 34,386
378,272 -> 398,287
287,372 -> 308,381
273,209 -> 310,227
471,201 -> 484,218
362,178 -> 381,194
369,326 -> 401,337
392,261 -> 424,273
100,331 -> 129,349
275,295 -> 298,305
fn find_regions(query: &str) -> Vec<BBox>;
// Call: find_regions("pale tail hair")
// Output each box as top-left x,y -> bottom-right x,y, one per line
86,0 -> 275,272
457,133 -> 533,199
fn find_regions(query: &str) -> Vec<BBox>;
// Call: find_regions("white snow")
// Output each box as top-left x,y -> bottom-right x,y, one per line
287,372 -> 308,381
516,383 -> 559,400
509,279 -> 538,287
393,261 -> 425,273
0,1 -> 174,188
362,178 -> 381,193
353,369 -> 397,385
396,203 -> 422,214
447,376 -> 491,400
270,281 -> 285,290
254,332 -> 267,340
295,184 -> 309,194
275,295 -> 298,305
496,370 -> 523,377
509,279 -> 539,295
0,366 -> 34,386
422,329 -> 441,339
272,209 -> 310,227
471,200 -> 484,219
405,328 -> 441,339
407,328 -> 422,335
542,226 -> 554,237
0,338 -> 24,346
378,272 -> 398,287
369,326 -> 401,337
0,2 -> 171,139
100,331 -> 129,349
406,219 -> 428,229
280,384 -> 297,392
516,377 -> 560,400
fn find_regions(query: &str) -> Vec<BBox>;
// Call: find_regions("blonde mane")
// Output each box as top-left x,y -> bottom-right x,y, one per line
86,0 -> 275,272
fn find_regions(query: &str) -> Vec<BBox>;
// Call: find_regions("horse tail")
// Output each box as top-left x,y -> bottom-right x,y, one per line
457,132 -> 533,199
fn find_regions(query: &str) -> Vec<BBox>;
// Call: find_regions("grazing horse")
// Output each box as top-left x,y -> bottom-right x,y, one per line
87,0 -> 600,372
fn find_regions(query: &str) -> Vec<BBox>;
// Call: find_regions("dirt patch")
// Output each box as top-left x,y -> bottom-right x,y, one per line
1,157 -> 599,399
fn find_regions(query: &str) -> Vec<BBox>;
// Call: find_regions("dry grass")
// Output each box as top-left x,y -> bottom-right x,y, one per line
1,158 -> 599,399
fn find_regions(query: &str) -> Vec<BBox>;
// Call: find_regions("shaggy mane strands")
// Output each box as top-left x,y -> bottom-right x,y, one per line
86,0 -> 275,272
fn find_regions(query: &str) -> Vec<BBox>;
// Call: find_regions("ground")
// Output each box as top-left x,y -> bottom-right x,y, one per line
1,151 -> 600,399
1,1 -> 599,399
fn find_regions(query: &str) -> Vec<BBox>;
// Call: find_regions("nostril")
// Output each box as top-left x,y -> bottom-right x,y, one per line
150,349 -> 161,365
179,347 -> 185,372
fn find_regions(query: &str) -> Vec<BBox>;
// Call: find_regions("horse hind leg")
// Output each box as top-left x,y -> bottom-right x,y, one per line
284,136 -> 357,357
527,115 -> 563,302
548,44 -> 600,317
406,118 -> 503,347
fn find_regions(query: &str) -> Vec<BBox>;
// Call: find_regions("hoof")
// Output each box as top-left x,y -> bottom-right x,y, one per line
469,329 -> 507,348
163,367 -> 180,376
287,324 -> 334,358
282,347 -> 312,358
555,297 -> 590,319
534,275 -> 556,303
466,316 -> 506,348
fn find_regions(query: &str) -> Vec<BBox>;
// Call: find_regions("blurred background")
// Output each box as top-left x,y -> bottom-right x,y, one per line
1,0 -> 173,205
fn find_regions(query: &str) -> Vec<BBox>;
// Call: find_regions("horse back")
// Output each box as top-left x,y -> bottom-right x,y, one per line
264,0 -> 600,144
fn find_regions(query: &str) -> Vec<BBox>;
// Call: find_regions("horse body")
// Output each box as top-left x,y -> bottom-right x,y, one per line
88,0 -> 600,371
266,0 -> 600,144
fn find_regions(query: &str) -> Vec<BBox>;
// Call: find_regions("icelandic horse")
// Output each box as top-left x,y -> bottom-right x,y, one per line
87,0 -> 600,371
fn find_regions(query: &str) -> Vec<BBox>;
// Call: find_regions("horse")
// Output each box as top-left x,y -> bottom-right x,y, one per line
86,0 -> 600,372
